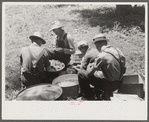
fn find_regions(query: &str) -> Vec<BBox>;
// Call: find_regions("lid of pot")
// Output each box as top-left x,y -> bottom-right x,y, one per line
16,83 -> 63,101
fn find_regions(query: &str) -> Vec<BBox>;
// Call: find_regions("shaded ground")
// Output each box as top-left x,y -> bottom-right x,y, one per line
4,4 -> 145,100
71,5 -> 145,31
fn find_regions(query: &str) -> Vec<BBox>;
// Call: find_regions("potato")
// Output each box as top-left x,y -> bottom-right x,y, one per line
49,60 -> 65,72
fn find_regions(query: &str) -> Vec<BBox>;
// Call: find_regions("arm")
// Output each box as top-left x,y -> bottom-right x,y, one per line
63,34 -> 75,55
20,48 -> 28,73
81,55 -> 90,70
87,63 -> 96,76
87,57 -> 103,76
44,50 -> 51,71
72,65 -> 81,72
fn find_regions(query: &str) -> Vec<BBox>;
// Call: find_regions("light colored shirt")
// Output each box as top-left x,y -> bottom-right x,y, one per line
94,45 -> 122,81
20,42 -> 50,73
81,48 -> 99,70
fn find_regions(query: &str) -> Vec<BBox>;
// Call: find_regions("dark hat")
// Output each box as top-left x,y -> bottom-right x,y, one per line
93,34 -> 109,43
29,32 -> 46,44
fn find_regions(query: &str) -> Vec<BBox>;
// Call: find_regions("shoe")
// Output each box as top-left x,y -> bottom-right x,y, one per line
85,96 -> 96,100
94,88 -> 103,100
77,96 -> 95,101
84,94 -> 96,100
76,96 -> 87,101
77,93 -> 95,100
102,91 -> 113,101
109,92 -> 113,97
77,92 -> 84,98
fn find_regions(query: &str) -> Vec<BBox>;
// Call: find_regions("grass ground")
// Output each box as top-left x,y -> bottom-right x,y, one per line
4,4 -> 145,100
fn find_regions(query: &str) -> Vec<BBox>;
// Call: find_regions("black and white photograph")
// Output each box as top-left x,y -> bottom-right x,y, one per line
2,2 -> 148,120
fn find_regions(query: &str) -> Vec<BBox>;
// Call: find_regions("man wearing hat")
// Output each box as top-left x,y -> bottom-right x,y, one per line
20,32 -> 51,88
73,41 -> 99,72
78,33 -> 126,100
45,21 -> 75,66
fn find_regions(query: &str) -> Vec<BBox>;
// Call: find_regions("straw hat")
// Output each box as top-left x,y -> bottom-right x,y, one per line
93,33 -> 109,43
49,21 -> 64,31
29,32 -> 46,44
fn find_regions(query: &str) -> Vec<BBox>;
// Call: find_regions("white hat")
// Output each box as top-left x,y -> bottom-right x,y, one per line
77,41 -> 88,48
49,21 -> 64,31
29,32 -> 46,44
75,41 -> 89,55
93,33 -> 109,43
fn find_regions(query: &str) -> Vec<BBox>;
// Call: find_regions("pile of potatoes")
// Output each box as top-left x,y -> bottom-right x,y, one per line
49,60 -> 65,72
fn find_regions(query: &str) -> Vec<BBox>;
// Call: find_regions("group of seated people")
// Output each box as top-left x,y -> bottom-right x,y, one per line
20,21 -> 75,88
20,20 -> 126,100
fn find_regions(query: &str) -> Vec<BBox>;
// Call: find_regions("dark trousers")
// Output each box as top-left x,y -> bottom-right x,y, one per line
44,48 -> 71,66
78,69 -> 123,99
21,72 -> 52,89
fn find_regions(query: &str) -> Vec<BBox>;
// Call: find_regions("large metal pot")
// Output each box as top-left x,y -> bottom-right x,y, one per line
16,83 -> 63,101
45,60 -> 65,79
52,74 -> 79,100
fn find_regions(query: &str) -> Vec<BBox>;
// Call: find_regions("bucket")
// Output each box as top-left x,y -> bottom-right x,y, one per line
52,74 -> 79,100
16,83 -> 63,101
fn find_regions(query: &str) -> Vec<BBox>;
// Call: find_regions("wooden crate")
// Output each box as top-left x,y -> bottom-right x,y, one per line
118,74 -> 145,98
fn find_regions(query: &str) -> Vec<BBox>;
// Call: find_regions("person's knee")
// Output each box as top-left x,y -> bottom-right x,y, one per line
78,69 -> 89,79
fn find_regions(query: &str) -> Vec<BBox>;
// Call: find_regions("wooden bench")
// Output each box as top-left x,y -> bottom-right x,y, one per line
90,74 -> 145,100
118,74 -> 145,99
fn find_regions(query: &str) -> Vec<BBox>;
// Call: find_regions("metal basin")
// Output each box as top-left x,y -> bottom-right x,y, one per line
16,83 -> 63,101
52,74 -> 79,100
